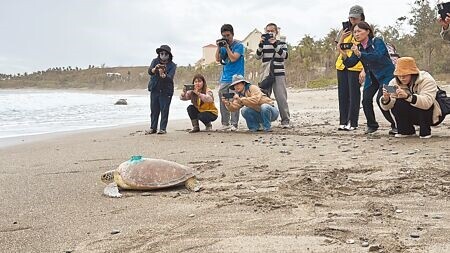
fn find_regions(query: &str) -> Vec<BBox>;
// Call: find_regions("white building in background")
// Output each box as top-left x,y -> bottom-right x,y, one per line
242,28 -> 262,55
197,44 -> 218,67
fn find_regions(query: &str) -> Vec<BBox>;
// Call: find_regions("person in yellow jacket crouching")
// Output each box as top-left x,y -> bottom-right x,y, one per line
180,74 -> 218,133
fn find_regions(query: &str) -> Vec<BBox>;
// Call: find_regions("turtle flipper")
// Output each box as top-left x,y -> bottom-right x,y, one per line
185,177 -> 201,192
103,183 -> 122,198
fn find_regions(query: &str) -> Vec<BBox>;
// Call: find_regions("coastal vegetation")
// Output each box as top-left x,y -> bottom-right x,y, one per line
1,0 -> 448,90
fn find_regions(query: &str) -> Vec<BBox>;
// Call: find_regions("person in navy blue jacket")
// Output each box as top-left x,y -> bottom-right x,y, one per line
146,45 -> 177,134
339,21 -> 397,135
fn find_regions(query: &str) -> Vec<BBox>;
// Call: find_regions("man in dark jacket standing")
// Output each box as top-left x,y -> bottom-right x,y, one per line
147,45 -> 177,134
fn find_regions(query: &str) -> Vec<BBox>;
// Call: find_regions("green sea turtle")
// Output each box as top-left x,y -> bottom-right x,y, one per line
101,156 -> 201,197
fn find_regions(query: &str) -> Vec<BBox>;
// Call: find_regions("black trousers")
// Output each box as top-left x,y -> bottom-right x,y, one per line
362,75 -> 396,129
391,99 -> 433,136
187,105 -> 218,125
337,69 -> 361,127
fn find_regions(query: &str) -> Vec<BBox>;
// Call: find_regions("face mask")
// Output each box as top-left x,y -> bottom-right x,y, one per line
159,52 -> 170,61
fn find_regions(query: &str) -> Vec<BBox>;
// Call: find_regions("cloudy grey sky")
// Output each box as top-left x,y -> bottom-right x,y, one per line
0,0 -> 426,74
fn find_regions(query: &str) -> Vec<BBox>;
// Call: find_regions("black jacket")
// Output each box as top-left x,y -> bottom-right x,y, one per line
148,58 -> 177,96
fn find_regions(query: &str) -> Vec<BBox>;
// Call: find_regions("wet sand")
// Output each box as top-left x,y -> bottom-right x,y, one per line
1,88 -> 450,253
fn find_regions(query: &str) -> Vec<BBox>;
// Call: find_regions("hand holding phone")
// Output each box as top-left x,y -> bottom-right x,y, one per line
184,84 -> 194,91
342,21 -> 352,31
383,84 -> 396,94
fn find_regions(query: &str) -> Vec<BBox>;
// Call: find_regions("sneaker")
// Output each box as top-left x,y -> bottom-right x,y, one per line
364,127 -> 378,134
389,128 -> 398,135
157,130 -> 167,134
281,123 -> 292,129
230,125 -> 238,131
338,125 -> 346,131
394,133 -> 416,138
419,134 -> 432,139
145,129 -> 157,135
345,126 -> 357,131
220,125 -> 231,131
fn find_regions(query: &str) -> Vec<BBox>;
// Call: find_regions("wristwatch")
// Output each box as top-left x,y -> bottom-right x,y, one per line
405,93 -> 412,102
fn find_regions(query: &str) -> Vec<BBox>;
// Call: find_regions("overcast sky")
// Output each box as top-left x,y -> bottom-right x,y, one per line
0,0 -> 432,74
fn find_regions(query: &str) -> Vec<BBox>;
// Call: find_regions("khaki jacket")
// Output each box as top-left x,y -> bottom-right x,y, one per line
380,71 -> 442,124
225,84 -> 274,112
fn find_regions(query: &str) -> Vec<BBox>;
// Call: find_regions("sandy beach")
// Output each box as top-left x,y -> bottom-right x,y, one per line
1,87 -> 450,253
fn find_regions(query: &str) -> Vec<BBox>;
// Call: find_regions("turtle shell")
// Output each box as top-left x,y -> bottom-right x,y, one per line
117,158 -> 195,190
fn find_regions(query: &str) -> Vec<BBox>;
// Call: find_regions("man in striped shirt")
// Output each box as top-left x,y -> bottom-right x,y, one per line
255,23 -> 291,128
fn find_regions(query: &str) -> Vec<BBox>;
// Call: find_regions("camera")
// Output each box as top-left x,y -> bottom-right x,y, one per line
262,33 -> 274,41
438,2 -> 450,20
156,64 -> 166,72
342,21 -> 352,31
339,43 -> 353,50
216,38 -> 228,47
222,93 -> 235,99
184,84 -> 195,91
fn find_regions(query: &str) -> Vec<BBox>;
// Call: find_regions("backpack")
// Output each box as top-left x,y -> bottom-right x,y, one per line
436,86 -> 450,116
386,43 -> 400,65
372,37 -> 400,65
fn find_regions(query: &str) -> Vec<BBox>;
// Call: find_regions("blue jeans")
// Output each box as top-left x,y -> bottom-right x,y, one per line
150,92 -> 172,131
241,104 -> 279,131
218,83 -> 240,127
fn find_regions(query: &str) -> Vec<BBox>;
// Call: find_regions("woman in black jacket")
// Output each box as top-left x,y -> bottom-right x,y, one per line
339,22 -> 397,135
146,45 -> 177,135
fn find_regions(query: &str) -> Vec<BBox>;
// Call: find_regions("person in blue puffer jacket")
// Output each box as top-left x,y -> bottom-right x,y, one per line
147,45 -> 177,135
339,21 -> 397,135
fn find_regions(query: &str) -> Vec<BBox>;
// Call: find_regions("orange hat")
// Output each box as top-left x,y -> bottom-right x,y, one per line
394,57 -> 420,76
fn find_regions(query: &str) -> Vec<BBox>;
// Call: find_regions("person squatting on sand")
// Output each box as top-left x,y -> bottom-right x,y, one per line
215,24 -> 245,131
180,74 -> 218,133
335,5 -> 365,131
255,23 -> 291,128
339,21 -> 397,135
380,57 -> 444,139
147,45 -> 177,135
222,74 -> 279,132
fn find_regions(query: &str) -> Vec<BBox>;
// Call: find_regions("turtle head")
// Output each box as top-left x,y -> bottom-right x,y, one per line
101,170 -> 115,184
185,177 -> 201,192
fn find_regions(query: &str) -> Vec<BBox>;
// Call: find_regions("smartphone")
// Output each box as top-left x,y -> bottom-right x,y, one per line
184,84 -> 194,91
342,21 -> 352,31
340,43 -> 353,50
438,2 -> 450,20
383,84 -> 396,94
222,93 -> 235,99
262,33 -> 274,41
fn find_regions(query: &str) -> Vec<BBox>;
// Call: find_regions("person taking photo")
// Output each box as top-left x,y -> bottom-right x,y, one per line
146,45 -> 177,135
215,24 -> 245,131
180,74 -> 218,133
339,21 -> 397,135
